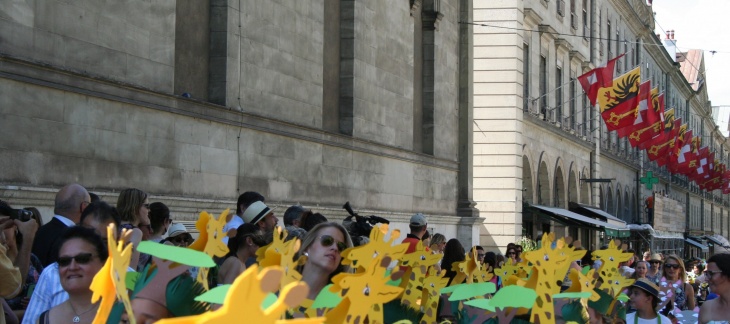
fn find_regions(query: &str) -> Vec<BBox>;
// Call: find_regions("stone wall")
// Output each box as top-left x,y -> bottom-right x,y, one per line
0,0 -> 176,93
653,195 -> 685,233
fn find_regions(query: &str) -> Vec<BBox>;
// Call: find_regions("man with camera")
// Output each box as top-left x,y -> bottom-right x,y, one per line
31,184 -> 90,267
0,201 -> 39,324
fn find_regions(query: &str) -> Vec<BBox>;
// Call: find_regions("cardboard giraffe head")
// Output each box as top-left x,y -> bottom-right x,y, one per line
494,262 -> 527,286
420,267 -> 449,324
156,266 -> 324,324
398,240 -> 441,310
564,268 -> 600,303
329,256 -> 404,324
592,240 -> 633,292
341,224 -> 407,271
90,224 -> 135,324
398,239 -> 441,272
188,209 -> 230,289
256,226 -> 303,290
522,233 -> 570,324
448,247 -> 482,286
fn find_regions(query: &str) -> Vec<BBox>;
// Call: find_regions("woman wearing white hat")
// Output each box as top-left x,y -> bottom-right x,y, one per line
163,223 -> 193,247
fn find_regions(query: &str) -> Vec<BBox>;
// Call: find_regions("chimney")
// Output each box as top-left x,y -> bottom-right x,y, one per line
663,29 -> 677,62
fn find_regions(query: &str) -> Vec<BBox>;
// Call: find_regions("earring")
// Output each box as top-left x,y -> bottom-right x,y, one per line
304,252 -> 309,257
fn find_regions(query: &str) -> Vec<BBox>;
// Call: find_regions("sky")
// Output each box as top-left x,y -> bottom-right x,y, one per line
652,0 -> 730,106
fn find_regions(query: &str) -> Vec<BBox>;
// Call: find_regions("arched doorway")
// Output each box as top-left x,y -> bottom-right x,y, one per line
523,156 -> 534,204
537,160 -> 550,206
554,166 -> 566,208
581,167 -> 590,204
606,185 -> 614,214
568,168 -> 578,204
623,190 -> 631,222
615,186 -> 622,218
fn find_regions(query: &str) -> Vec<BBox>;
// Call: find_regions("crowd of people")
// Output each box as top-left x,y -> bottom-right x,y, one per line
1,183 -> 730,323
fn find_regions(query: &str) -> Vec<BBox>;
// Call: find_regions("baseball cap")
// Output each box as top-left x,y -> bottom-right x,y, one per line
410,213 -> 427,226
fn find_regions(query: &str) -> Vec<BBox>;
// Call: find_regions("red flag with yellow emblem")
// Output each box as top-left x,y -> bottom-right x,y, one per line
598,66 -> 642,132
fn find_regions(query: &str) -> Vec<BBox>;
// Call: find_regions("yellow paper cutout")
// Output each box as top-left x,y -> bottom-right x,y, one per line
90,224 -> 135,324
495,261 -> 527,286
449,247 -> 481,286
564,268 -> 600,303
605,275 -> 635,298
156,266 -> 324,324
256,226 -> 303,291
472,265 -> 494,284
592,240 -> 633,295
398,239 -> 441,310
522,233 -> 569,324
329,257 -> 403,324
341,224 -> 407,272
420,268 -> 449,324
189,210 -> 230,290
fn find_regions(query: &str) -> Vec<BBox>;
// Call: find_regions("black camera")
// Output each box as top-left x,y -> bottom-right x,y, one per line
342,202 -> 389,246
0,204 -> 33,222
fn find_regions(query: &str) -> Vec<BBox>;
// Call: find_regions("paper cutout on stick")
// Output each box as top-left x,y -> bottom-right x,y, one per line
90,224 -> 135,324
137,241 -> 215,268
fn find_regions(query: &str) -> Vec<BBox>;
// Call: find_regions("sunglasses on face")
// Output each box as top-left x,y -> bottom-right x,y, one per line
319,235 -> 347,252
650,261 -> 661,264
507,251 -> 516,256
664,264 -> 680,269
58,253 -> 96,267
705,270 -> 723,277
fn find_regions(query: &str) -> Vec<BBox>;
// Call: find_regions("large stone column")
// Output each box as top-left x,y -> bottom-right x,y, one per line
472,0 -> 524,250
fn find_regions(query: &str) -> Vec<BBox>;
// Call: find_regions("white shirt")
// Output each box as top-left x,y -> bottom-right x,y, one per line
53,215 -> 75,227
222,215 -> 244,244
625,312 -> 670,324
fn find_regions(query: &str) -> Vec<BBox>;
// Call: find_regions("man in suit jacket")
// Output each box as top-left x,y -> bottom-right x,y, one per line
31,184 -> 90,267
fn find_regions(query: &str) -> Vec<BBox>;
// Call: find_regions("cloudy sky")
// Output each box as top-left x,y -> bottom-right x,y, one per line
652,0 -> 730,106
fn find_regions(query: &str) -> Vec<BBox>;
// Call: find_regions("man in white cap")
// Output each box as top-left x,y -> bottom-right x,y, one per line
242,201 -> 279,233
402,213 -> 428,253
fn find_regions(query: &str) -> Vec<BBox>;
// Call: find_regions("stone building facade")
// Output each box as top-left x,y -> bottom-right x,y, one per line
0,0 -> 482,244
474,0 -> 730,253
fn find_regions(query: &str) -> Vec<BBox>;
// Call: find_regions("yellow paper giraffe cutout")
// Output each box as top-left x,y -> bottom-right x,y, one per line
341,224 -> 407,271
448,247 -> 481,286
522,233 -> 569,324
398,239 -> 441,310
605,274 -> 635,298
156,266 -> 324,324
420,267 -> 449,324
592,240 -> 633,295
564,268 -> 600,303
473,265 -> 494,284
90,224 -> 135,324
256,226 -> 303,290
328,256 -> 403,324
494,261 -> 528,286
189,209 -> 230,290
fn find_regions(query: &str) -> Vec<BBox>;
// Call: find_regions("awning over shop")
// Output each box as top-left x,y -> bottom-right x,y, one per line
526,204 -> 627,236
567,202 -> 629,237
685,238 -> 709,252
704,235 -> 730,249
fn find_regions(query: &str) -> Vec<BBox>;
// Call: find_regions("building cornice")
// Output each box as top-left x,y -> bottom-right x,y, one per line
524,8 -> 543,27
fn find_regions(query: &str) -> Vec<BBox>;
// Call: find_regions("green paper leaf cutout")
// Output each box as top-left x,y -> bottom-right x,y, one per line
440,284 -> 462,294
137,241 -> 216,268
582,266 -> 591,275
616,293 -> 629,302
448,282 -> 496,301
125,271 -> 139,289
553,292 -> 592,299
490,285 -> 537,310
392,321 -> 413,324
261,293 -> 278,309
311,284 -> 343,309
464,298 -> 493,311
195,284 -> 230,304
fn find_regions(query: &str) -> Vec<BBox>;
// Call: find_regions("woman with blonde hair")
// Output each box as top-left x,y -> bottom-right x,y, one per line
660,254 -> 695,311
116,188 -> 150,270
297,222 -> 354,300
428,233 -> 446,272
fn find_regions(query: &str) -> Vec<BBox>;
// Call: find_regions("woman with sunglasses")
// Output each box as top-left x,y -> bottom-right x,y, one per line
218,223 -> 266,285
699,253 -> 730,323
38,226 -> 106,324
297,222 -> 353,300
505,247 -> 518,265
660,254 -> 695,312
647,253 -> 663,283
